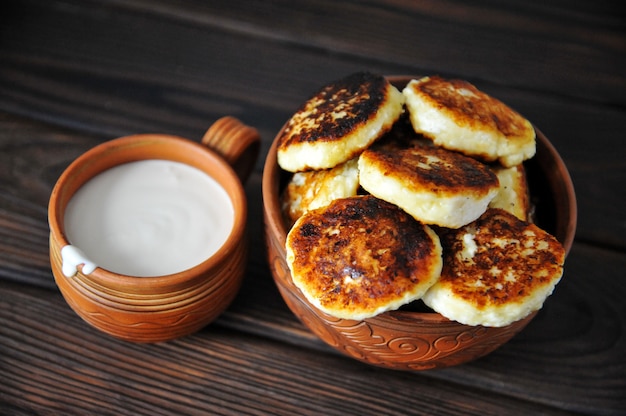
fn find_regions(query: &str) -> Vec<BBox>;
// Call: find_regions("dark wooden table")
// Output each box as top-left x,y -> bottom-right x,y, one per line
1,1 -> 625,415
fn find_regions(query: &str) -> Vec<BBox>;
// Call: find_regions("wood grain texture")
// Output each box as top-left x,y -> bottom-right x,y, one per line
10,0 -> 623,103
0,280 -> 614,416
0,0 -> 625,414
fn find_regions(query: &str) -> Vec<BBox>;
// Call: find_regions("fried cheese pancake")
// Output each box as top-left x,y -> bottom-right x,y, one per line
286,195 -> 442,320
358,144 -> 500,228
403,76 -> 536,167
489,164 -> 530,221
423,208 -> 565,327
277,72 -> 404,172
281,158 -> 360,227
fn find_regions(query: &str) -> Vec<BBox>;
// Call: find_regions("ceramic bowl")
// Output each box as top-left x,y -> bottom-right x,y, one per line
262,76 -> 576,370
49,117 -> 260,343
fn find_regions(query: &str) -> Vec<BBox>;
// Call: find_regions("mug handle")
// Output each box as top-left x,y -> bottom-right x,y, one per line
201,116 -> 261,184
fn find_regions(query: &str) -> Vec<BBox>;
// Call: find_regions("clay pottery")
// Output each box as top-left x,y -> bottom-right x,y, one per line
262,76 -> 577,370
49,116 -> 260,342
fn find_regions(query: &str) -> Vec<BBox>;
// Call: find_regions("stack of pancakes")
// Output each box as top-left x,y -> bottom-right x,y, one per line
279,72 -> 565,327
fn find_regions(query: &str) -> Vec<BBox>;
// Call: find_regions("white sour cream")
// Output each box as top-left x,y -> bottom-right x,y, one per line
63,160 -> 234,277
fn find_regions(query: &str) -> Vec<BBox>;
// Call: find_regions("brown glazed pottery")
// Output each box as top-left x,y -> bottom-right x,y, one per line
262,76 -> 577,370
49,116 -> 260,343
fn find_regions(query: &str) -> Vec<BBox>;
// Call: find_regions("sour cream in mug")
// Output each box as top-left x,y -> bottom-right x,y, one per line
63,159 -> 234,277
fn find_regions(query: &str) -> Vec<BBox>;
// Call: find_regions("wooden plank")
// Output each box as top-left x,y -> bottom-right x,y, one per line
7,0 -> 622,104
0,280 -> 603,415
2,0 -> 625,127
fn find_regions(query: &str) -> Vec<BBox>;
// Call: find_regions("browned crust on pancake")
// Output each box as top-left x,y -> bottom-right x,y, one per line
277,72 -> 393,151
408,76 -> 531,139
361,144 -> 499,197
280,158 -> 359,227
287,195 -> 441,317
437,208 -> 565,309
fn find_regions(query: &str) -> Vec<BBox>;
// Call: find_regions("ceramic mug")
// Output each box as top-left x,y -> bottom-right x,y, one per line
49,116 -> 260,342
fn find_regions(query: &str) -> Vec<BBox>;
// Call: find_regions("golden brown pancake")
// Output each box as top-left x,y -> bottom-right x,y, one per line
403,76 -> 536,167
422,208 -> 565,327
286,195 -> 442,320
281,158 -> 360,227
277,72 -> 404,172
489,164 -> 530,221
358,143 -> 500,228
